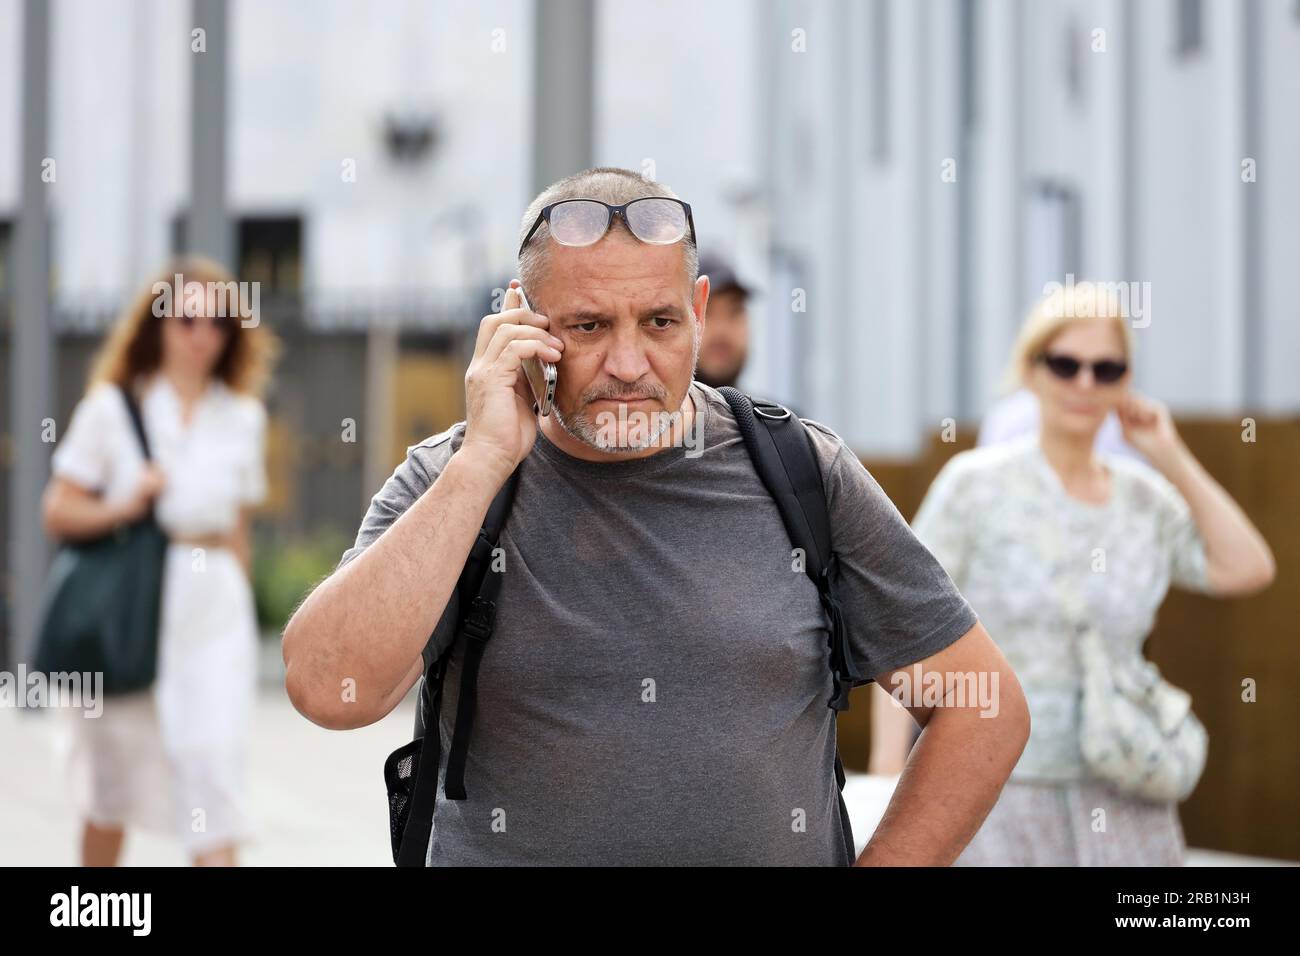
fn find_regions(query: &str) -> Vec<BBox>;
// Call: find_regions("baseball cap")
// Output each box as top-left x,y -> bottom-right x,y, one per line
697,252 -> 754,299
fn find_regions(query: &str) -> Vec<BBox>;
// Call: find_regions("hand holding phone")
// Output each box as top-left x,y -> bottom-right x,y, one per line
507,281 -> 557,417
461,280 -> 562,478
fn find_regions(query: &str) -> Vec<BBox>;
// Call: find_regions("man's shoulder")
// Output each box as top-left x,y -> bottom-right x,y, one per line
693,380 -> 821,437
694,381 -> 806,423
693,381 -> 851,483
691,380 -> 733,419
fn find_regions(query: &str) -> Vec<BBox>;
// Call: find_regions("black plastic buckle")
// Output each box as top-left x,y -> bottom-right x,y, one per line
822,551 -> 840,578
461,597 -> 496,643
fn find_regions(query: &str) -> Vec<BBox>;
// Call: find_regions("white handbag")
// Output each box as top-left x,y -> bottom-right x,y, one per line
1033,502 -> 1208,804
1071,619 -> 1208,802
1057,586 -> 1208,803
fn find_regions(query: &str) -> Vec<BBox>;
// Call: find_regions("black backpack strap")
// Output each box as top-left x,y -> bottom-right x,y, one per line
394,462 -> 520,866
718,387 -> 865,713
442,556 -> 508,796
440,461 -> 520,801
395,653 -> 448,866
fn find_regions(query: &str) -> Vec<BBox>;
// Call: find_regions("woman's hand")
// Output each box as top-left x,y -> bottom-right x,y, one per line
114,464 -> 166,524
1117,392 -> 1185,468
1117,391 -> 1276,595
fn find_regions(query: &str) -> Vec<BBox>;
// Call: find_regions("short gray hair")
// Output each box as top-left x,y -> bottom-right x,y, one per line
517,166 -> 699,298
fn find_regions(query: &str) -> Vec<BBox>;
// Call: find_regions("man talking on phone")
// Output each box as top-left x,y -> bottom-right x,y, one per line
283,166 -> 1029,866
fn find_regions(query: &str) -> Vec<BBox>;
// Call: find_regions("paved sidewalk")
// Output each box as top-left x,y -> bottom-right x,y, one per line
1,679 -> 410,866
1,680 -> 1291,866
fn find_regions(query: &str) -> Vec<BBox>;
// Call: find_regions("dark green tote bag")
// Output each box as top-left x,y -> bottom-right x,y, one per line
33,386 -> 168,695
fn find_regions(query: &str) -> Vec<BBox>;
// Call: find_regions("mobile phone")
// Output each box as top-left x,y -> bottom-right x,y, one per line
512,283 -> 556,417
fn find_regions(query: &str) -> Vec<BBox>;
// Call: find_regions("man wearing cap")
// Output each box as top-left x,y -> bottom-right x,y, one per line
694,252 -> 752,390
284,166 -> 1029,867
695,251 -> 804,416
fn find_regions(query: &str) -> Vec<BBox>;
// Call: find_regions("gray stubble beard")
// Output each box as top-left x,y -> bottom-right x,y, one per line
552,320 -> 702,454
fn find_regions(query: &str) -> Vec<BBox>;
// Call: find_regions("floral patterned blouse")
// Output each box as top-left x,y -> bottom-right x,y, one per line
911,433 -> 1211,782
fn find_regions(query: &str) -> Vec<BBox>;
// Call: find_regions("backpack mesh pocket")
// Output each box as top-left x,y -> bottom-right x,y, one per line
383,737 -> 423,864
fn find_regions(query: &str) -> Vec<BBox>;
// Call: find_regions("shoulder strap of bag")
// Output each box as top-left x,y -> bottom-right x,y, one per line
395,461 -> 520,866
717,387 -> 867,720
442,460 -> 520,800
119,385 -> 152,460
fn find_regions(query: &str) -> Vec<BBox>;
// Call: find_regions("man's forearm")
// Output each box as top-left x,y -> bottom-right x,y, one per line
855,700 -> 1029,866
283,449 -> 506,728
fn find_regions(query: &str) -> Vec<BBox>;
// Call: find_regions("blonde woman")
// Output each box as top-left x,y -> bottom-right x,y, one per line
42,257 -> 278,866
870,282 -> 1275,865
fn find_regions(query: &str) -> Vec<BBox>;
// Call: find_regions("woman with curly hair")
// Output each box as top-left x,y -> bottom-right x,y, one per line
42,256 -> 279,866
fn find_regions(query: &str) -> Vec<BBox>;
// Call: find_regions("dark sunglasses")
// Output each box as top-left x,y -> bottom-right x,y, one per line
518,197 -> 696,257
1037,352 -> 1129,384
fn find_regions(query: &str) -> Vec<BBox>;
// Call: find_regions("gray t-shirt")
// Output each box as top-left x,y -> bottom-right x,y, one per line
339,381 -> 978,865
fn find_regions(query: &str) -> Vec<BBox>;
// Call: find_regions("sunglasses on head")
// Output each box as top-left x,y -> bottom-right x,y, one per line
518,197 -> 696,257
1036,351 -> 1128,384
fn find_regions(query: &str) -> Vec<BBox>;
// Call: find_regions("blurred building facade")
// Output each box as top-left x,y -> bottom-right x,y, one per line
749,0 -> 1300,453
1,1 -> 1295,440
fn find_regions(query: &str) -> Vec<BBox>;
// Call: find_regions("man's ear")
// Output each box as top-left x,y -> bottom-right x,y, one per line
693,274 -> 710,330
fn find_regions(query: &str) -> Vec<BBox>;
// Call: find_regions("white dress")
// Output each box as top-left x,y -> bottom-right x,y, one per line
911,433 -> 1212,865
48,373 -> 267,855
